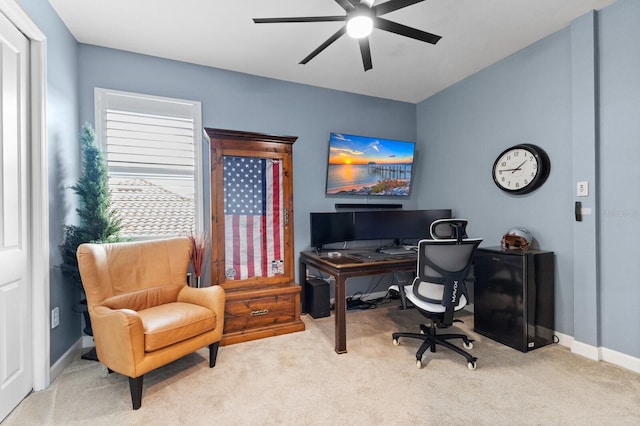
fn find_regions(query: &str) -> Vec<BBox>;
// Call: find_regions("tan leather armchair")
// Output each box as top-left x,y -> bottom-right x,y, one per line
76,237 -> 225,410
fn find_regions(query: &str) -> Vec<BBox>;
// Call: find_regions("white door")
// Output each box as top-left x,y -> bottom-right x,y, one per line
0,10 -> 32,422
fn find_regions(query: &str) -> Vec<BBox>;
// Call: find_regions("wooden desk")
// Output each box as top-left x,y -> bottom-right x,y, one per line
299,250 -> 416,354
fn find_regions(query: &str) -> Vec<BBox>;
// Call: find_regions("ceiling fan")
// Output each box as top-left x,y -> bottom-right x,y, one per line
253,0 -> 442,71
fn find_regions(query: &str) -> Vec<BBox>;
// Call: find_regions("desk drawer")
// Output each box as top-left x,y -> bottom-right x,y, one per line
224,293 -> 297,334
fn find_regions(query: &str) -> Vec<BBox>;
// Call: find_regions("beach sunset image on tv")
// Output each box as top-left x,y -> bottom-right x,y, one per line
325,133 -> 415,196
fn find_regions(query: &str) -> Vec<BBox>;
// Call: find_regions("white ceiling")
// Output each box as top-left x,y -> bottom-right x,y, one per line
49,0 -> 616,103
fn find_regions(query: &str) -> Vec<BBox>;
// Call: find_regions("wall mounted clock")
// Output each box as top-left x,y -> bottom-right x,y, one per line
492,144 -> 550,195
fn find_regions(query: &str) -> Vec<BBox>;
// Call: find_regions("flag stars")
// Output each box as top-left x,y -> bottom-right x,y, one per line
223,156 -> 267,215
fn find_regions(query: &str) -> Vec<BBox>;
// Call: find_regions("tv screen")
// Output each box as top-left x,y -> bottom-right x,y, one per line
325,132 -> 416,196
354,209 -> 452,242
310,212 -> 355,249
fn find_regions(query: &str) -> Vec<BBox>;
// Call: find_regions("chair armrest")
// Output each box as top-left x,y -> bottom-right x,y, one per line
177,285 -> 226,324
91,305 -> 145,376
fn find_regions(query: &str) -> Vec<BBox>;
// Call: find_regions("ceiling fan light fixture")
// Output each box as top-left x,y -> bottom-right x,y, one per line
347,15 -> 373,38
254,0 -> 442,71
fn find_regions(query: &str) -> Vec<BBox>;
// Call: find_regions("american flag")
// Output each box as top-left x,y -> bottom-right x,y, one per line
223,156 -> 284,280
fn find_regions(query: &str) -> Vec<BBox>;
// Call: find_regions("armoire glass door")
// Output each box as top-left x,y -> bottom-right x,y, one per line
222,155 -> 285,281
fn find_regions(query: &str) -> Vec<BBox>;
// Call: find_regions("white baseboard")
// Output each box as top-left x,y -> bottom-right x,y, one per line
552,330 -> 573,348
601,347 -> 640,374
50,339 -> 83,384
565,336 -> 640,374
571,339 -> 601,361
49,336 -> 95,385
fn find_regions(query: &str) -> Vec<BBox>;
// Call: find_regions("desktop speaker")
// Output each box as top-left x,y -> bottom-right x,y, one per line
305,278 -> 330,319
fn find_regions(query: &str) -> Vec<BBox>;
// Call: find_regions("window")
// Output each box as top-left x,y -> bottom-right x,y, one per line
95,88 -> 203,239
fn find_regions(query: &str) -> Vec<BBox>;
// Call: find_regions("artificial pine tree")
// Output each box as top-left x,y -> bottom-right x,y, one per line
59,122 -> 121,302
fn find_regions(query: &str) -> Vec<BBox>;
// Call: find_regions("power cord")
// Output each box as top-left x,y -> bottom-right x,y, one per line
346,292 -> 371,310
345,291 -> 394,310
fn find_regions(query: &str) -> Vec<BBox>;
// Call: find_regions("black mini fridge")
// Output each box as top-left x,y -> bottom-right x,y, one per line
473,247 -> 555,352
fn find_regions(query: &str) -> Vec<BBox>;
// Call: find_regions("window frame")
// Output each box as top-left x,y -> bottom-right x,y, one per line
94,87 -> 204,238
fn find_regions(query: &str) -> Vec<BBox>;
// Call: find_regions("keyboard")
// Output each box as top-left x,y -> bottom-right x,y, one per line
380,247 -> 413,255
347,251 -> 389,261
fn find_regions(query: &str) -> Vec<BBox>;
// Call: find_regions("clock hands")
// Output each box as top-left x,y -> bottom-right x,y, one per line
499,160 -> 528,173
511,160 -> 527,173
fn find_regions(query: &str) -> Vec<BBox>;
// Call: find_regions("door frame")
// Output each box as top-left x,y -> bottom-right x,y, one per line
2,1 -> 50,391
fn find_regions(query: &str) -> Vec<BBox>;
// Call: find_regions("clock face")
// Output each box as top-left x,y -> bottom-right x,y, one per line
492,144 -> 549,194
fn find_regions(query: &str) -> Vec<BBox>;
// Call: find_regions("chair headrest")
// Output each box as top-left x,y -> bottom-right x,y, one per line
430,219 -> 469,242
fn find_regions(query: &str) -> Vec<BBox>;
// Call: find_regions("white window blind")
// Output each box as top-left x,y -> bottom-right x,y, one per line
95,88 -> 203,239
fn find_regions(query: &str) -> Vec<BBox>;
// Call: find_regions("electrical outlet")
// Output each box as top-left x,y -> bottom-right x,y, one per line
577,181 -> 589,197
51,307 -> 59,329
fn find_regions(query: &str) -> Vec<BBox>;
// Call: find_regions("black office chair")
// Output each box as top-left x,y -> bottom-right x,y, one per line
389,218 -> 469,310
392,219 -> 482,370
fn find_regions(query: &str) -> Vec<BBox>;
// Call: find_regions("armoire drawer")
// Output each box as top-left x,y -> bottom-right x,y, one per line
223,293 -> 297,334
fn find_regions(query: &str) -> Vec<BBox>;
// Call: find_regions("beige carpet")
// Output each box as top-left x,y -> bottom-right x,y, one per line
4,300 -> 640,425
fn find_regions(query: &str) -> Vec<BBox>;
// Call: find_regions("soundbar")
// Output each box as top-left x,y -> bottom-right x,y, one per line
334,203 -> 402,209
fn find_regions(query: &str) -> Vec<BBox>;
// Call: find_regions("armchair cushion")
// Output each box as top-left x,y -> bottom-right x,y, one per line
139,302 -> 216,352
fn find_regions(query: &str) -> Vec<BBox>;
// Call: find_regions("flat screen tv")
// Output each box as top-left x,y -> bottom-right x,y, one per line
325,132 -> 416,196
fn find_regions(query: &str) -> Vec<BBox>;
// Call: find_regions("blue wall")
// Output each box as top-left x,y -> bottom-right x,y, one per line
416,0 -> 640,358
598,0 -> 640,356
417,26 -> 575,333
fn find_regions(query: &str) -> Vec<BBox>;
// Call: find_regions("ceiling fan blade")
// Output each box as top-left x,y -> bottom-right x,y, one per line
374,0 -> 426,16
254,16 -> 346,24
375,17 -> 441,44
300,26 -> 347,65
335,0 -> 356,11
358,38 -> 373,71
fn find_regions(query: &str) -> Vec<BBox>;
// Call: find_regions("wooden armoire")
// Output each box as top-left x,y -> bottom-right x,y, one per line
204,128 -> 305,345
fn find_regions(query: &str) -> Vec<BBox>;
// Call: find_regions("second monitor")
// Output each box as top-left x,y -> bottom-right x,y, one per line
354,209 -> 452,243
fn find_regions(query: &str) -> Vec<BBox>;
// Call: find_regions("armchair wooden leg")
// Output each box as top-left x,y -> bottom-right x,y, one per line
209,342 -> 220,368
128,376 -> 144,410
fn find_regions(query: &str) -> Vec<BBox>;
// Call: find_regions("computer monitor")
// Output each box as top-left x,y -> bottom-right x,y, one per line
354,209 -> 452,243
309,212 -> 355,249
